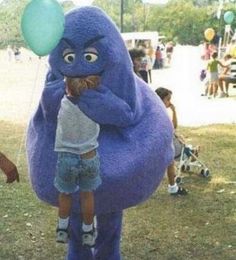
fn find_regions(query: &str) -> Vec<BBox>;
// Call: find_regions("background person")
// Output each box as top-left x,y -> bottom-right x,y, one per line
206,51 -> 227,98
128,48 -> 146,81
0,151 -> 19,183
153,46 -> 163,69
155,87 -> 188,196
219,54 -> 236,97
166,41 -> 174,65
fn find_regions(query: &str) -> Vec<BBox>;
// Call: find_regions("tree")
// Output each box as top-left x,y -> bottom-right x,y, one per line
1,0 -> 236,48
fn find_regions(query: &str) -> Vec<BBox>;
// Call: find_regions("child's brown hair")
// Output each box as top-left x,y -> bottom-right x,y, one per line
66,75 -> 100,96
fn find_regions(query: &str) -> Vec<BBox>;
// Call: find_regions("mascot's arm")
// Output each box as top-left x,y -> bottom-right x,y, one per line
78,85 -> 137,127
40,71 -> 65,121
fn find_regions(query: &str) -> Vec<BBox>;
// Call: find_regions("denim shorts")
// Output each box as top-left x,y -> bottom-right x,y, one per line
54,152 -> 102,193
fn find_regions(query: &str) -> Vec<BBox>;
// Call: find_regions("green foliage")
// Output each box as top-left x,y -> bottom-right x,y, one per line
1,0 -> 236,47
0,0 -> 73,49
0,0 -> 29,48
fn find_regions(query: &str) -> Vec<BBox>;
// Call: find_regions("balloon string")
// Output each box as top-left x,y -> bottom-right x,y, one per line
15,57 -> 43,168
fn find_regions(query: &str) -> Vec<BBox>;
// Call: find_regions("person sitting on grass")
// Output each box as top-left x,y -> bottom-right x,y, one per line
0,151 -> 19,183
54,76 -> 102,247
155,87 -> 188,196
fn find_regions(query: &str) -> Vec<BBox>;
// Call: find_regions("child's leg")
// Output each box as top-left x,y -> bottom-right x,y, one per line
59,193 -> 72,219
80,191 -> 97,247
167,161 -> 188,195
80,191 -> 94,225
225,81 -> 230,96
204,81 -> 209,96
167,161 -> 176,186
213,82 -> 218,96
56,193 -> 72,243
208,83 -> 213,96
79,150 -> 101,246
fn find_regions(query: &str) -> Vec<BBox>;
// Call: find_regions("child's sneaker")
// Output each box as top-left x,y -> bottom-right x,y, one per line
171,186 -> 188,196
56,228 -> 69,243
82,226 -> 97,247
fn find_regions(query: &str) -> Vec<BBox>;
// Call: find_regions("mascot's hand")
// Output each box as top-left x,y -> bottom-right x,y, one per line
45,68 -> 64,84
78,85 -> 135,127
41,80 -> 65,120
0,153 -> 19,183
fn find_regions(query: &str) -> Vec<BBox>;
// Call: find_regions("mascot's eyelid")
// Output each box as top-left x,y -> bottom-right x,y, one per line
62,50 -> 75,58
84,35 -> 105,49
84,49 -> 98,55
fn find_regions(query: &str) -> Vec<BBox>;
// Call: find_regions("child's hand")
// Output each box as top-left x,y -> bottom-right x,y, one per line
5,166 -> 20,183
0,153 -> 20,183
169,103 -> 176,112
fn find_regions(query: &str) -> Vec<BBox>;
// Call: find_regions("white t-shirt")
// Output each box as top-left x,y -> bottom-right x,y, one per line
55,96 -> 100,155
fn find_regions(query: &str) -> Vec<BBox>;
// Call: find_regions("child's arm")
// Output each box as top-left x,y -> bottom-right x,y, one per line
222,66 -> 230,75
0,152 -> 19,183
218,60 -> 229,68
169,103 -> 178,129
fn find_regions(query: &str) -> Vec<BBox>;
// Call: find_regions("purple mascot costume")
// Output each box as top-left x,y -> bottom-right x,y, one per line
26,6 -> 173,260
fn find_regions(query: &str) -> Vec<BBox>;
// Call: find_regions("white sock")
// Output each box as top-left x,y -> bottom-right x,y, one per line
82,222 -> 93,232
168,183 -> 178,193
58,217 -> 69,229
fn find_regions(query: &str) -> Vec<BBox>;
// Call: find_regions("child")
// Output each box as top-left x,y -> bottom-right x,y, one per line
0,151 -> 19,183
128,48 -> 146,81
155,87 -> 187,195
206,51 -> 227,98
54,76 -> 102,247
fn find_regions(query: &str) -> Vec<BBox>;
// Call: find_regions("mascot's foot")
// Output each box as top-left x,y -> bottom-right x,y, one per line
56,228 -> 69,243
82,225 -> 97,247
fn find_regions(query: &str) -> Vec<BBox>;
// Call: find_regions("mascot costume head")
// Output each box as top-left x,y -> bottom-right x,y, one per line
26,6 -> 173,259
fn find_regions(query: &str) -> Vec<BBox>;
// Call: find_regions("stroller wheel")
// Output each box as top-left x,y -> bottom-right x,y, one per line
175,176 -> 182,184
203,169 -> 210,177
181,165 -> 186,172
200,168 -> 210,177
186,165 -> 191,172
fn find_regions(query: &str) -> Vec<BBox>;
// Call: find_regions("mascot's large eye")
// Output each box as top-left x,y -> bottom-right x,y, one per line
84,52 -> 98,63
63,49 -> 75,64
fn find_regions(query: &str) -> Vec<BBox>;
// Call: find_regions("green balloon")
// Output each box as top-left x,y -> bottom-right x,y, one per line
224,11 -> 234,24
21,0 -> 65,56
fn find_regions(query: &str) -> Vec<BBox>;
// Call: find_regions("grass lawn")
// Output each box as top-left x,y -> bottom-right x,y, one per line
0,121 -> 235,259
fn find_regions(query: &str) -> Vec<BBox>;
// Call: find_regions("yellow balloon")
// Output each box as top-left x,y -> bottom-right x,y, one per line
204,28 -> 215,41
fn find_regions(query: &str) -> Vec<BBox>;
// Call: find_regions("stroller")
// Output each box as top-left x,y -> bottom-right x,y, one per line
173,134 -> 210,184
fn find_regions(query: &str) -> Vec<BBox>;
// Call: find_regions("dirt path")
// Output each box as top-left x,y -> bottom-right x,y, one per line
150,45 -> 236,126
